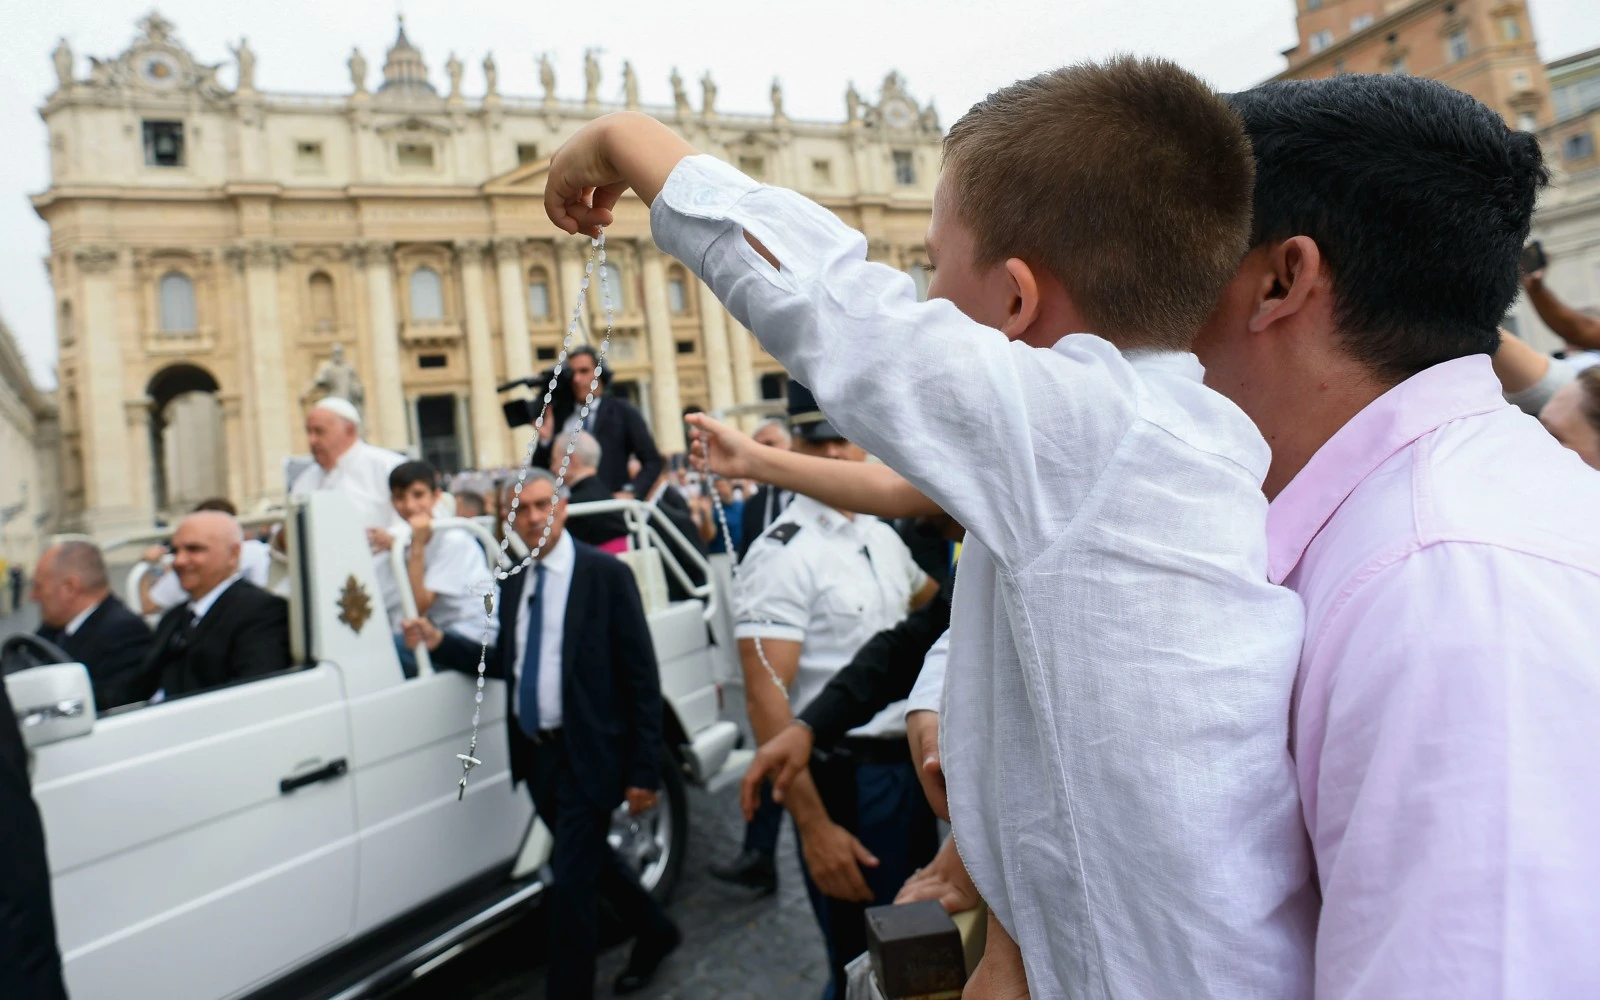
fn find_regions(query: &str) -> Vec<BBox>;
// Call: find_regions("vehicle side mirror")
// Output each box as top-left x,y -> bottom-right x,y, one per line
6,662 -> 96,749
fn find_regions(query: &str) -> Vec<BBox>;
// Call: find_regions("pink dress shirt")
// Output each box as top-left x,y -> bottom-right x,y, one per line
1270,354 -> 1600,998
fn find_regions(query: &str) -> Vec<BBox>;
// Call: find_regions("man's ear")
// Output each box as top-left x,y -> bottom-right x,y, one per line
1250,236 -> 1323,334
999,257 -> 1042,342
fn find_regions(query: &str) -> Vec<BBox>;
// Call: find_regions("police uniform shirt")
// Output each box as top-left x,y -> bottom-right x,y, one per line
734,493 -> 931,738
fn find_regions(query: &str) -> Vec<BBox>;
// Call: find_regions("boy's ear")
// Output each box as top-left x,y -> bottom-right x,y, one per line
1000,257 -> 1042,341
1249,236 -> 1323,334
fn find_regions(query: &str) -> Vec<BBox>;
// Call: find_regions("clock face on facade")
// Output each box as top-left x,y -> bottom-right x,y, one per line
882,98 -> 915,129
141,52 -> 181,87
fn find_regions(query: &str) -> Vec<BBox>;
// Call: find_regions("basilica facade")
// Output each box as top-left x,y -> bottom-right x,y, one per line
35,15 -> 944,534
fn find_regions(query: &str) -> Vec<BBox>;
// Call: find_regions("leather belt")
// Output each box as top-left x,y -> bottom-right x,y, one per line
834,735 -> 912,767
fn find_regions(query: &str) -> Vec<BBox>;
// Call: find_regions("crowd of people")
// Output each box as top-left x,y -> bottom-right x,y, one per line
9,54 -> 1600,1000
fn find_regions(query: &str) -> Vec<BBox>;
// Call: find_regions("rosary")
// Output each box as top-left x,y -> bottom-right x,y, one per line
456,231 -> 616,799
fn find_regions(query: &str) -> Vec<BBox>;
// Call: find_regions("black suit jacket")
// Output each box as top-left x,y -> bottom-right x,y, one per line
433,539 -> 664,810
106,579 -> 291,708
738,485 -> 793,562
35,594 -> 153,706
564,474 -> 630,547
0,678 -> 68,999
534,395 -> 664,498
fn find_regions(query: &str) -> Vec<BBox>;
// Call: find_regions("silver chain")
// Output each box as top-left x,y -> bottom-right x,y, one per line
457,232 -> 615,800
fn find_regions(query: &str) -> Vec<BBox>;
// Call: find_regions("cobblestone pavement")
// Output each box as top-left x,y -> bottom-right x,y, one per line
389,783 -> 829,1000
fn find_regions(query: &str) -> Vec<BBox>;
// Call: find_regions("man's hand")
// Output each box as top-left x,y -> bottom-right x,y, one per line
366,526 -> 395,554
906,710 -> 948,820
141,544 -> 167,566
625,787 -> 658,815
963,911 -> 1032,999
741,721 -> 815,819
798,818 -> 879,903
895,836 -> 980,914
1522,268 -> 1545,291
685,413 -> 768,481
406,513 -> 432,548
399,617 -> 444,652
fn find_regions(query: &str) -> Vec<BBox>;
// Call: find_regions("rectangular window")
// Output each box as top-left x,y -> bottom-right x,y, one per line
418,354 -> 448,369
528,281 -> 550,319
396,142 -> 435,169
1351,13 -> 1373,31
1310,30 -> 1334,54
1554,86 -> 1577,119
893,150 -> 916,185
738,155 -> 766,180
675,340 -> 695,355
1334,59 -> 1347,75
516,143 -> 540,165
536,345 -> 558,361
1447,30 -> 1469,63
1500,16 -> 1521,41
667,277 -> 688,315
1516,112 -> 1538,133
1390,57 -> 1407,75
1565,132 -> 1596,161
295,141 -> 324,171
142,120 -> 185,167
1512,71 -> 1530,90
812,159 -> 833,186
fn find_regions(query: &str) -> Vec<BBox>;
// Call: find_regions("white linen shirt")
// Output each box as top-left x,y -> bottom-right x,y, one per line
904,630 -> 947,717
734,494 -> 929,738
510,530 -> 575,732
288,440 -> 407,531
384,523 -> 499,643
653,154 -> 1317,999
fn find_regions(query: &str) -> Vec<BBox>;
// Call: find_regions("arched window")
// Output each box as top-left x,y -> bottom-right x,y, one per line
527,267 -> 551,320
409,266 -> 443,321
308,271 -> 336,330
667,266 -> 690,316
58,301 -> 75,346
159,272 -> 197,333
596,262 -> 623,309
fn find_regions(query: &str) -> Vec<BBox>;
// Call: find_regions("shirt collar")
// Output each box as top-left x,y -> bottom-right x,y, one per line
1266,354 -> 1508,583
533,529 -> 575,584
189,572 -> 244,621
788,493 -> 855,536
64,598 -> 103,637
1124,348 -> 1204,382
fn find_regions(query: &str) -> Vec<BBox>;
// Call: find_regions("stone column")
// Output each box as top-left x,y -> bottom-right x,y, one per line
639,244 -> 687,453
124,399 -> 157,518
73,247 -> 145,534
694,281 -> 737,413
457,241 -> 508,468
356,242 -> 410,452
493,239 -> 536,454
236,242 -> 294,500
220,393 -> 248,506
553,238 -> 590,344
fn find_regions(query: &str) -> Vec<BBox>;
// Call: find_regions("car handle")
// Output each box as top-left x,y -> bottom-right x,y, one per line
18,698 -> 86,729
279,758 -> 348,795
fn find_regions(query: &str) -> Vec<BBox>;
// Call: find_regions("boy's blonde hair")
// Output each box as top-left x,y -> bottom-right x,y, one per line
942,57 -> 1254,350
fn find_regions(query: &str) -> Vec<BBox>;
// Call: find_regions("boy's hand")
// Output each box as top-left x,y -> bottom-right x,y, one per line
686,412 -> 767,480
545,112 -> 698,237
407,512 -> 432,548
366,526 -> 395,554
399,617 -> 444,652
906,709 -> 948,820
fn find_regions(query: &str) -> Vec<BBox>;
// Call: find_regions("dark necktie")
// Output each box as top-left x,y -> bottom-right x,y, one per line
517,563 -> 549,736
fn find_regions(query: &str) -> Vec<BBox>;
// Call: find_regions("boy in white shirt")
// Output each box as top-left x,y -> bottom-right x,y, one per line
387,461 -> 496,676
542,58 -> 1315,999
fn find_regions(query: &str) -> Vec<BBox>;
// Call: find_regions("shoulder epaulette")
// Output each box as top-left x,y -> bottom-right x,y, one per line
766,522 -> 802,545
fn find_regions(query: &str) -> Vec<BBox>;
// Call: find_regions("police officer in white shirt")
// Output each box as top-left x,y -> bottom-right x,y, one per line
289,397 -> 407,549
734,383 -> 940,999
386,460 -> 497,676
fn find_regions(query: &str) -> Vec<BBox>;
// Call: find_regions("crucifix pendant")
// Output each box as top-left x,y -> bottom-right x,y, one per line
456,749 -> 482,800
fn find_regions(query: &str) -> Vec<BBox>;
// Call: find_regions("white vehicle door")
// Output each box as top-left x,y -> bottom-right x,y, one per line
343,519 -> 531,935
32,665 -> 357,1000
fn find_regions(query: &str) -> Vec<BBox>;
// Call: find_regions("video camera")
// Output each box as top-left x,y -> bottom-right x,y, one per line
498,353 -> 613,430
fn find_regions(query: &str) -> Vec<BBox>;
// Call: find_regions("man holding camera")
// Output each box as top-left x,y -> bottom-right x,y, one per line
533,346 -> 663,499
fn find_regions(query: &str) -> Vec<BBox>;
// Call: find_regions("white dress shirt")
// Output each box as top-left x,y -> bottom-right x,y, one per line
288,439 -> 407,530
188,572 -> 244,622
149,540 -> 273,612
735,495 -> 930,738
383,523 -> 499,643
511,530 -> 575,732
903,630 -> 947,717
63,599 -> 103,637
653,154 -> 1316,999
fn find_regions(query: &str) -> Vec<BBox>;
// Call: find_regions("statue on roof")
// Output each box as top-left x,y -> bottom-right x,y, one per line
623,61 -> 639,110
348,48 -> 368,94
445,53 -> 463,100
539,52 -> 556,103
701,71 -> 717,117
670,67 -> 690,117
584,49 -> 601,107
230,37 -> 256,93
52,38 -> 73,90
771,78 -> 786,120
483,52 -> 498,97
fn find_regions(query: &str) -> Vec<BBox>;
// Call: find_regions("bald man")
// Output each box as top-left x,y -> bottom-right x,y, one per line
105,511 -> 291,709
31,541 -> 152,698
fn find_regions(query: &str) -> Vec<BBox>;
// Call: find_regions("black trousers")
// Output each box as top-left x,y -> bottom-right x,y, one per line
0,685 -> 68,1000
528,734 -> 672,1000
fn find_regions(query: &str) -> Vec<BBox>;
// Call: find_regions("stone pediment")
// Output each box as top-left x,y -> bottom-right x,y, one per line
482,158 -> 553,196
374,116 -> 452,137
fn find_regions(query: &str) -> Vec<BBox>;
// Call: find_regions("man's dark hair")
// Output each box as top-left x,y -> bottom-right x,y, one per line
567,345 -> 612,385
1228,76 -> 1548,383
192,497 -> 238,515
944,57 -> 1255,350
388,460 -> 438,495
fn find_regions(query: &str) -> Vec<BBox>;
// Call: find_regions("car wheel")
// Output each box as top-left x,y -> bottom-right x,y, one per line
607,746 -> 688,903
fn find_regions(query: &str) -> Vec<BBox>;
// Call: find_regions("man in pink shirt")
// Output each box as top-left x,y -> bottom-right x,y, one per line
1198,75 -> 1600,996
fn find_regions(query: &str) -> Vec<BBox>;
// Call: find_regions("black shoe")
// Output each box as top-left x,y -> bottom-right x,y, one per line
707,849 -> 778,894
613,923 -> 682,995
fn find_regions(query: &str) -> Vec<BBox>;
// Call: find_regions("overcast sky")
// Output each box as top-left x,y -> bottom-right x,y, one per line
3,0 -> 1596,386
